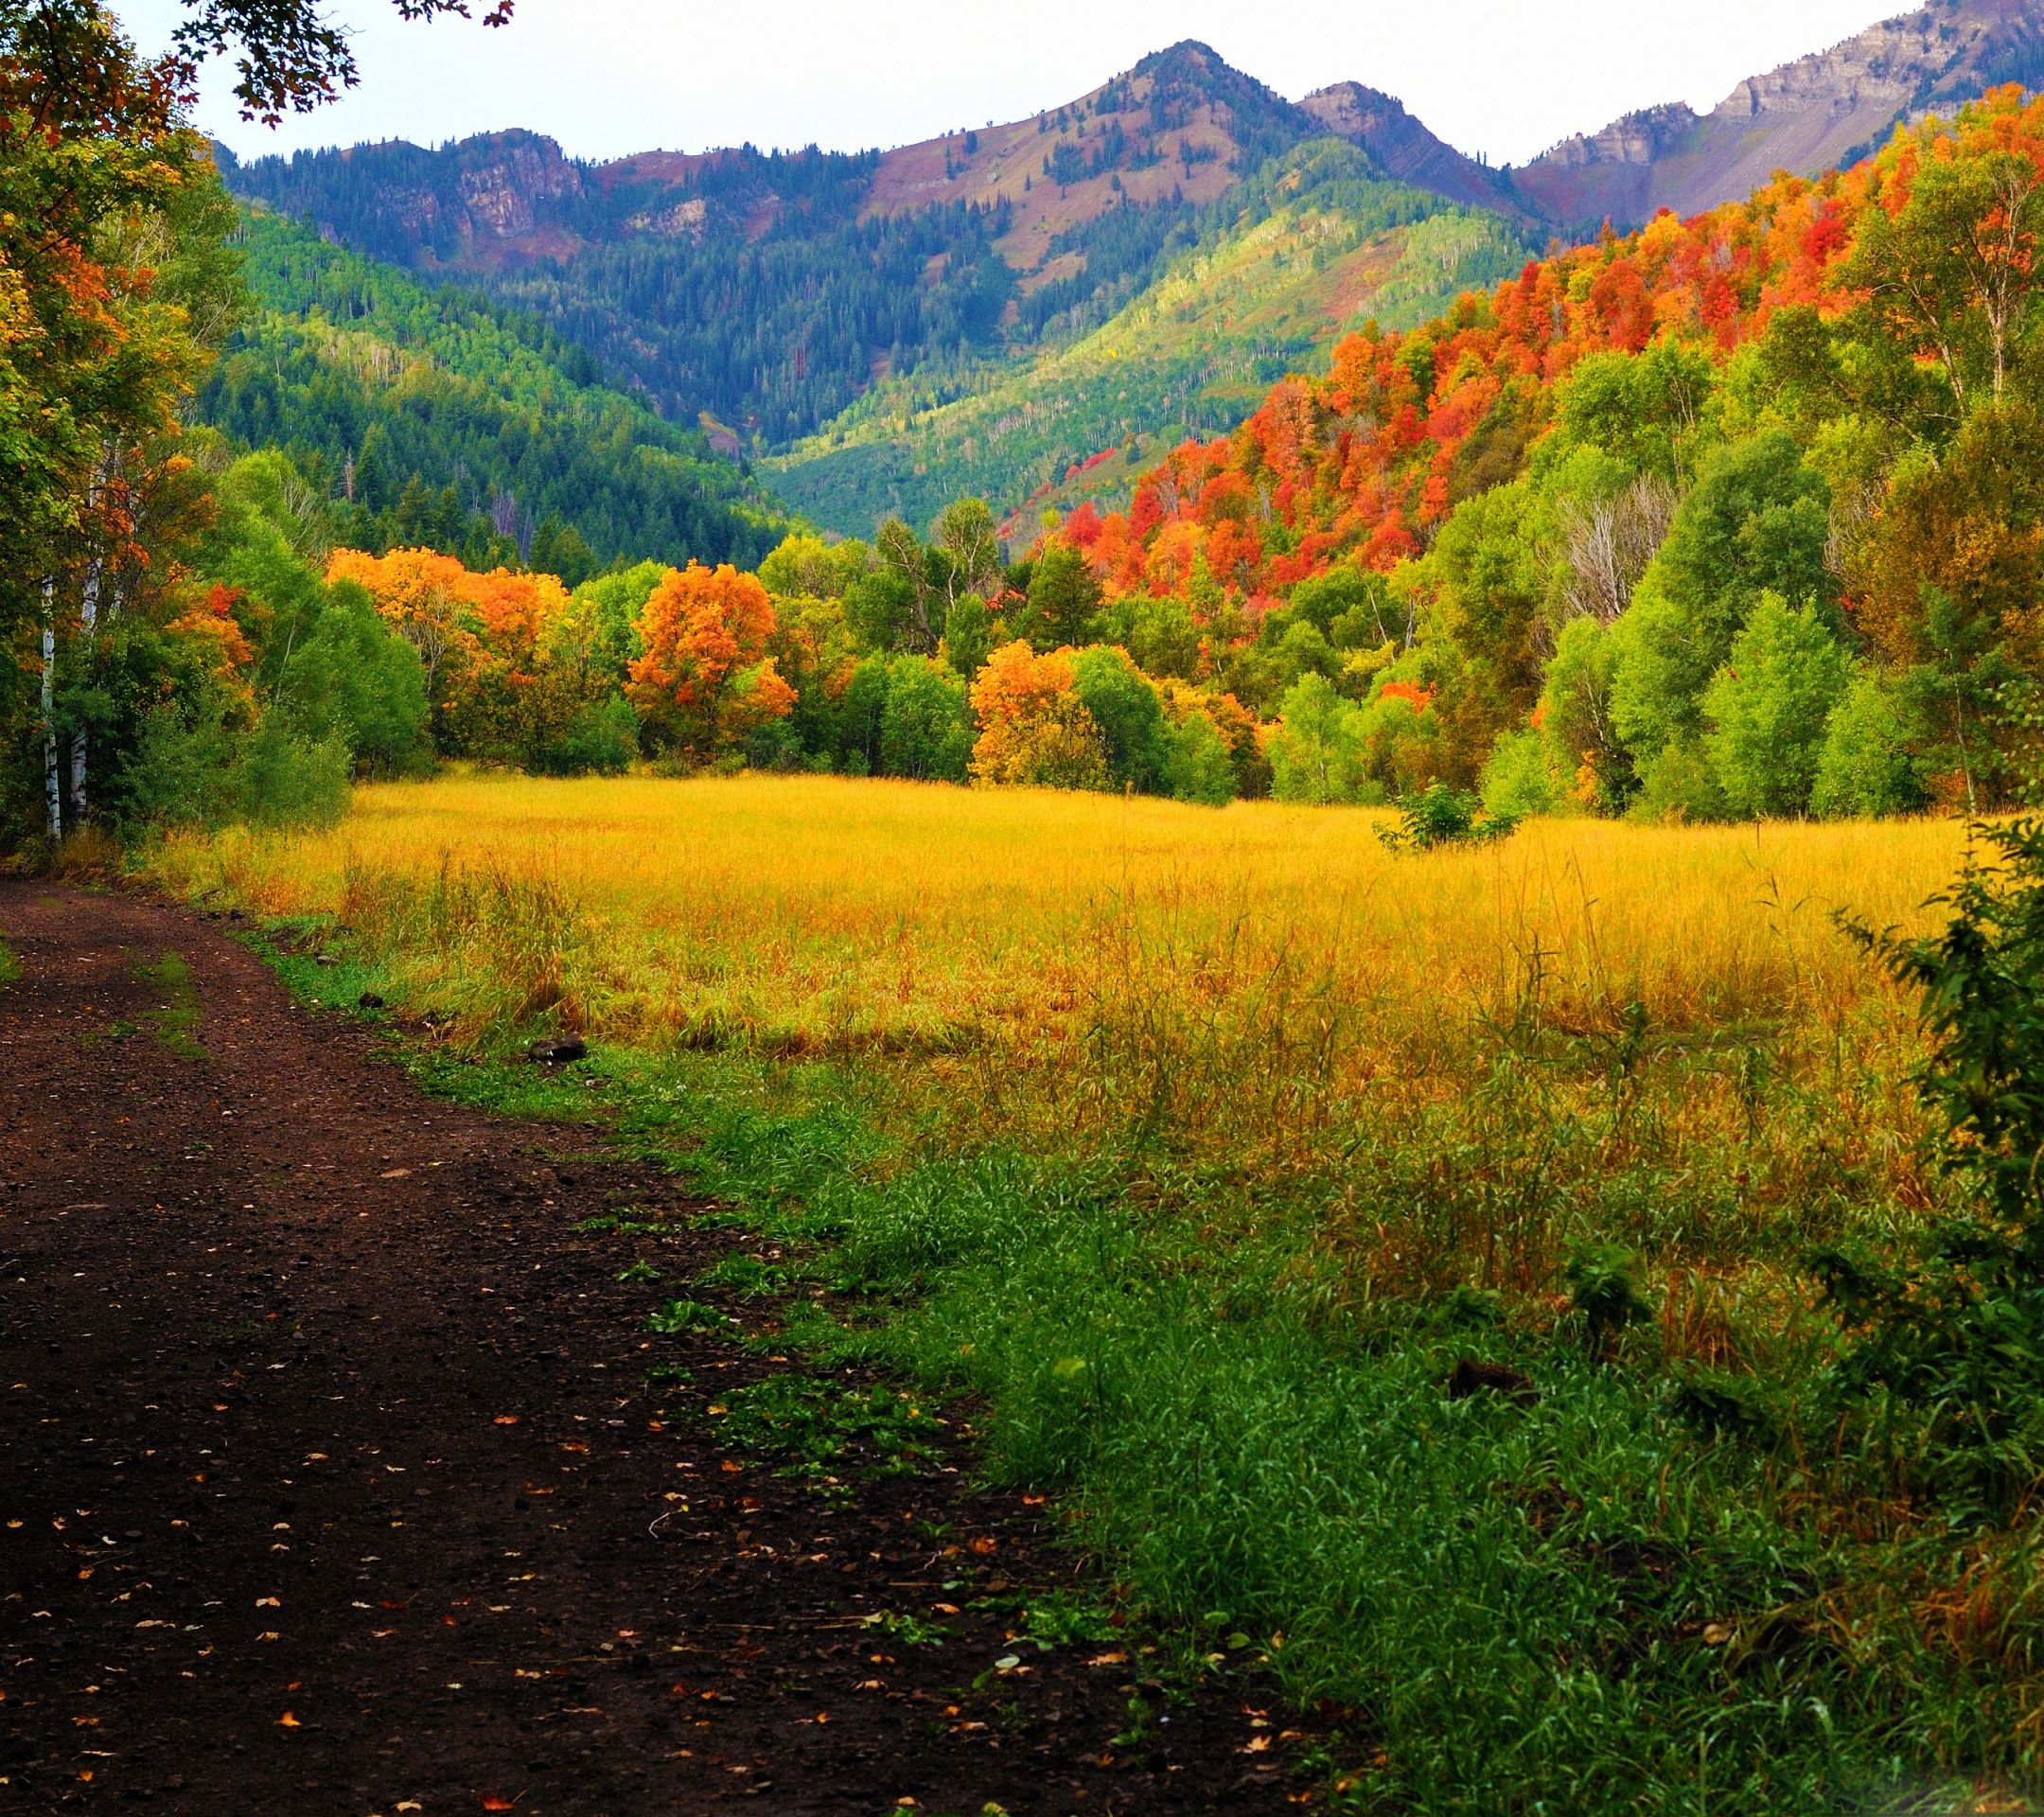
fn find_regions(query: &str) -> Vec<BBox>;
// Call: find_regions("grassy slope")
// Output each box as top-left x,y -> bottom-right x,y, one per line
144,773 -> 2032,1814
768,148 -> 1530,538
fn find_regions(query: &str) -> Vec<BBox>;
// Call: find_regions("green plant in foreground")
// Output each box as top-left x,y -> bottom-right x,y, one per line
1564,1242 -> 1656,1354
1377,784 -> 1519,852
0,935 -> 17,992
1820,817 -> 2044,1515
644,1297 -> 732,1335
860,1609 -> 953,1648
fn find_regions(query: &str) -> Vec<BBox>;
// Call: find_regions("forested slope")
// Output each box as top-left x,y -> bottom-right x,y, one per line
198,208 -> 786,576
771,142 -> 1530,534
1028,84 -> 2044,820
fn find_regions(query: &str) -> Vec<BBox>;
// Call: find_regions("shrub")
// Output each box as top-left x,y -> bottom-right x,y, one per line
1630,732 -> 1728,823
123,700 -> 237,832
545,697 -> 639,777
1820,820 -> 2044,1514
235,711 -> 352,830
1378,784 -> 1519,851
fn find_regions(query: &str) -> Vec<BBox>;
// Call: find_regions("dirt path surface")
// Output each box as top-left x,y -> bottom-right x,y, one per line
0,882 -> 1306,1815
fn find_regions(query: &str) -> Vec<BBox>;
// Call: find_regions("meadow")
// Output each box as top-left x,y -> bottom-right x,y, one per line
150,775 -> 2035,1813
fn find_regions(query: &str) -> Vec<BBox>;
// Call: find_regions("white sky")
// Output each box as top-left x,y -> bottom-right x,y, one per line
115,0 -> 1902,170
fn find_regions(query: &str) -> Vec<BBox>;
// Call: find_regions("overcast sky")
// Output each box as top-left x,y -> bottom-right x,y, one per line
115,0 -> 1903,170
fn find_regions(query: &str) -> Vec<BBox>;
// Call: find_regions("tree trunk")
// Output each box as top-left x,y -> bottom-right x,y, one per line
71,551 -> 101,828
42,616 -> 61,843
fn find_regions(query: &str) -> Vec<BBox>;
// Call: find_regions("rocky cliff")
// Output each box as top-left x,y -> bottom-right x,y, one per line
1514,0 -> 2044,229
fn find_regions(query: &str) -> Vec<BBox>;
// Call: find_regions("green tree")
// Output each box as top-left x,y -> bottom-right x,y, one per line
878,656 -> 971,782
281,577 -> 430,773
1700,593 -> 1851,818
1269,674 -> 1363,804
1611,431 -> 1833,760
1069,645 -> 1170,792
1811,670 -> 1929,819
1165,707 -> 1235,806
1020,542 -> 1103,650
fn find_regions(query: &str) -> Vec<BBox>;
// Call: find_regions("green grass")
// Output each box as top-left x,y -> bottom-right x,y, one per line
237,910 -> 2029,1815
130,951 -> 205,1060
0,934 -> 16,993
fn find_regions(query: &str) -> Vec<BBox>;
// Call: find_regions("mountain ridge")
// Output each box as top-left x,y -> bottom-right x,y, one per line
214,3 -> 2044,538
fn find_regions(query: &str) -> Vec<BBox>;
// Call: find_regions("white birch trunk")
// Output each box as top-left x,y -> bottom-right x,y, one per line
69,552 -> 100,827
41,615 -> 61,843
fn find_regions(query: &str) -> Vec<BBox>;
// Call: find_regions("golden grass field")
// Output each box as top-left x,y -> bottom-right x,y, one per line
151,771 -> 1970,1207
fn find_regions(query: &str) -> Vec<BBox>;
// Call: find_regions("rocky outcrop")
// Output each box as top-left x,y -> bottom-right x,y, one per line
1515,0 -> 2044,230
453,132 -> 585,238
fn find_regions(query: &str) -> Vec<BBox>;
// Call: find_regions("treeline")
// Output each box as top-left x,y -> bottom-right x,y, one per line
197,210 -> 785,578
1013,87 -> 2044,820
293,503 -> 1260,805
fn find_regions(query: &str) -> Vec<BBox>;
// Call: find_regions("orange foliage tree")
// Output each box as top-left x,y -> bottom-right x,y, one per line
967,640 -> 1109,789
626,562 -> 794,757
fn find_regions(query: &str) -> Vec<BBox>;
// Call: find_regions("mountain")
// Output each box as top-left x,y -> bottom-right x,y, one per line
219,44 -> 1333,451
769,143 -> 1528,536
1511,0 -> 2044,231
199,208 -> 788,574
215,8 -> 2044,540
1298,83 -> 1526,221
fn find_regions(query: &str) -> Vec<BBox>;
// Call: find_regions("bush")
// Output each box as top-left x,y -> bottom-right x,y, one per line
124,700 -> 350,835
123,701 -> 237,832
1630,732 -> 1728,823
545,696 -> 639,777
1819,820 -> 2044,1515
1379,784 -> 1519,851
235,711 -> 352,829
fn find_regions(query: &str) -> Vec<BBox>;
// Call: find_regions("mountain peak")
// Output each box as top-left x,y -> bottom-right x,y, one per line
1299,81 -> 1529,218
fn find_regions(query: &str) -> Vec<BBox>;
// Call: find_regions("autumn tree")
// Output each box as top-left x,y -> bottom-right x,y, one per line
968,641 -> 1108,789
627,562 -> 794,758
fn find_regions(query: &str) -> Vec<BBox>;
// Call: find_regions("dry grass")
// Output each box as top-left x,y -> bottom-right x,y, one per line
150,768 -> 1963,1179
142,775 -> 2044,1807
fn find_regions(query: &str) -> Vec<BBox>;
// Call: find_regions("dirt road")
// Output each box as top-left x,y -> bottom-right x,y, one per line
0,881 -> 1301,1814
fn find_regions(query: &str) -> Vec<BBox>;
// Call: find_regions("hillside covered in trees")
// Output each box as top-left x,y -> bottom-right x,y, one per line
199,210 -> 786,577
215,9 -> 2044,537
1006,82 -> 2044,822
